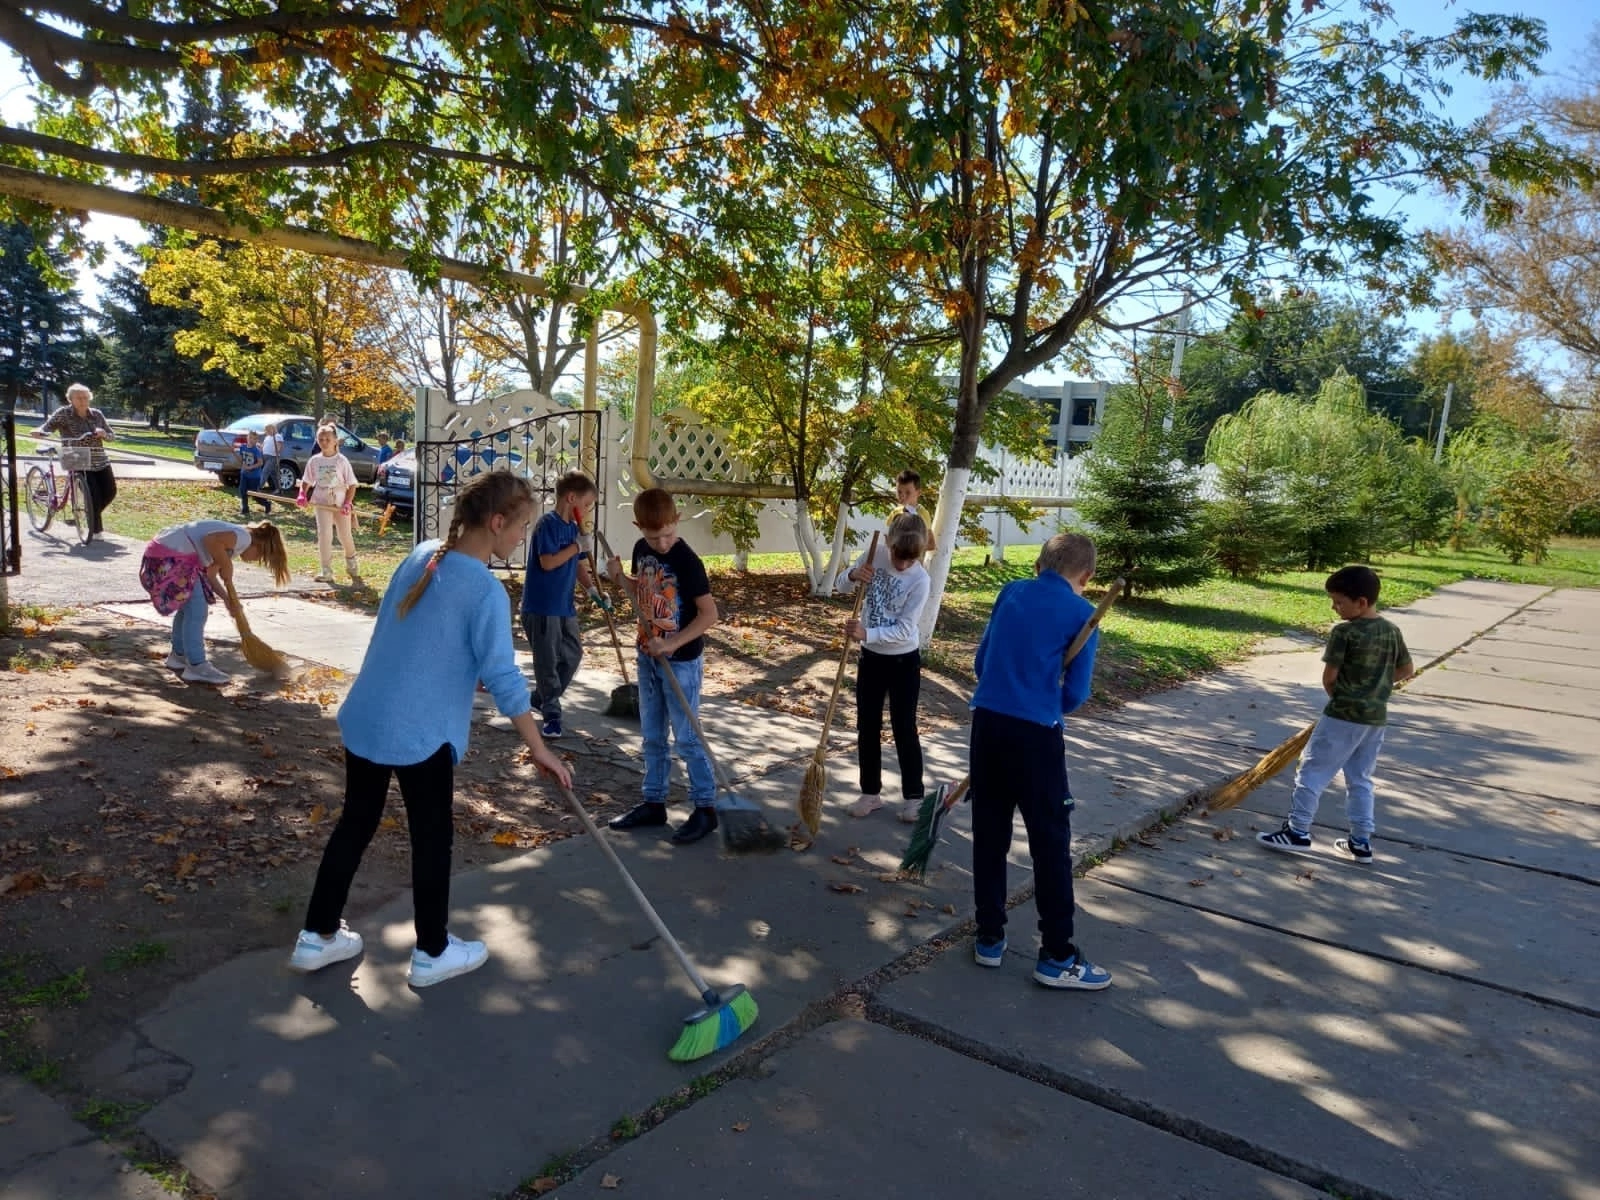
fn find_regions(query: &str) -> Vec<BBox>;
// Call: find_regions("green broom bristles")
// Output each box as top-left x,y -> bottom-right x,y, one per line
668,984 -> 759,1062
899,778 -> 967,879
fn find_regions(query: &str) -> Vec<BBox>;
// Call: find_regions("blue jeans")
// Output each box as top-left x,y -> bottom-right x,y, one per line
171,583 -> 209,665
637,652 -> 716,808
1288,715 -> 1386,838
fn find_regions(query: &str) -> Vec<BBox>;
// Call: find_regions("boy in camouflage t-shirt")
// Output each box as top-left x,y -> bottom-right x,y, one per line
1258,565 -> 1414,864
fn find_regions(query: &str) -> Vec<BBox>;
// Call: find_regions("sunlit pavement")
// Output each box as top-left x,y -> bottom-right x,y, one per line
4,543 -> 1595,1199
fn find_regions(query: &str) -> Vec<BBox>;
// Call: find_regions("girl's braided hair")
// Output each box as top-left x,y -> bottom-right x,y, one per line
397,470 -> 534,618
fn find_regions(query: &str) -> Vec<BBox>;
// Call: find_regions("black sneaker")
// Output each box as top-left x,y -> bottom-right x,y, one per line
670,807 -> 718,845
1256,822 -> 1313,853
608,802 -> 668,831
1334,836 -> 1374,864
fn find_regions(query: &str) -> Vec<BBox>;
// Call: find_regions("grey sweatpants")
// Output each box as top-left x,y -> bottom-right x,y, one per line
521,612 -> 582,720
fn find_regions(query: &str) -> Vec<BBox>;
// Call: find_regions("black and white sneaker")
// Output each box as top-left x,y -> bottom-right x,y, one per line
1334,836 -> 1374,864
1256,822 -> 1313,853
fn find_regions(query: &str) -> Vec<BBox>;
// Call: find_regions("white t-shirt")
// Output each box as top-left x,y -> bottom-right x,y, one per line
301,452 -> 357,505
260,433 -> 279,457
154,520 -> 251,565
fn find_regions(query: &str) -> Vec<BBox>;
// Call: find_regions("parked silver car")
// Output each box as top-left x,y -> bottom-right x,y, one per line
193,414 -> 381,491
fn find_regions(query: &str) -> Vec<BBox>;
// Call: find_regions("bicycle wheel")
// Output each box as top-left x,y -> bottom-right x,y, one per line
70,473 -> 93,544
23,465 -> 54,532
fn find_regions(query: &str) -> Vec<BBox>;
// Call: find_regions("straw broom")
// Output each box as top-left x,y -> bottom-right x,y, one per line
899,577 -> 1125,879
796,531 -> 879,847
232,608 -> 290,677
591,528 -> 640,719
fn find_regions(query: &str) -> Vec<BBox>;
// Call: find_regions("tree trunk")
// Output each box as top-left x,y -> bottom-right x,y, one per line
794,507 -> 826,593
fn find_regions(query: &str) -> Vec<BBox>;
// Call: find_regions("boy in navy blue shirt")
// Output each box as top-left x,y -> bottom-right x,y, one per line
968,532 -> 1111,991
520,470 -> 605,739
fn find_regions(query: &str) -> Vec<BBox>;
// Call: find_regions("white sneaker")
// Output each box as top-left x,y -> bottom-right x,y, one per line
407,933 -> 488,988
313,571 -> 335,583
182,661 -> 231,686
163,651 -> 187,671
848,794 -> 884,818
287,922 -> 364,973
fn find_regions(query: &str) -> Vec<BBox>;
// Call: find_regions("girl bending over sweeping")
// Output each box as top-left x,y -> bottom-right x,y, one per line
139,519 -> 290,686
289,470 -> 573,988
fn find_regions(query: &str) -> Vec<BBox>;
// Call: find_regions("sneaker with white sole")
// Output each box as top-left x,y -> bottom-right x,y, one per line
287,922 -> 364,973
1034,948 -> 1112,990
163,651 -> 187,672
182,661 -> 231,686
408,933 -> 488,988
974,935 -> 1007,968
1334,836 -> 1374,864
847,793 -> 884,818
1256,822 -> 1313,853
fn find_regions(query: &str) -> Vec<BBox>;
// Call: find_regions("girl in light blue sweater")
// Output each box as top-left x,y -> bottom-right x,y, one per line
289,471 -> 572,989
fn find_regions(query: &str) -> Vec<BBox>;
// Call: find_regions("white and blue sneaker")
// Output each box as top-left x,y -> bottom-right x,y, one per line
1033,948 -> 1112,990
1256,822 -> 1313,854
287,922 -> 364,973
408,933 -> 488,988
974,935 -> 1007,968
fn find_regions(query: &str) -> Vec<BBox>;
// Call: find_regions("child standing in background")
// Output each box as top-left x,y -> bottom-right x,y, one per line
298,423 -> 361,585
138,518 -> 291,686
259,423 -> 281,507
237,431 -> 267,516
520,470 -> 609,739
837,514 -> 934,822
290,471 -> 572,988
894,468 -> 936,555
1257,564 -> 1414,864
968,532 -> 1110,991
604,488 -> 721,845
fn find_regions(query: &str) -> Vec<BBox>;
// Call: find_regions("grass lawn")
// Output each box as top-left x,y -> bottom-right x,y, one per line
18,420 -> 201,467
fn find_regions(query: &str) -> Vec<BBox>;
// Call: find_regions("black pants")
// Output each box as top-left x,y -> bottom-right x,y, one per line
856,647 -> 923,799
970,707 -> 1075,960
304,744 -> 455,956
81,466 -> 116,534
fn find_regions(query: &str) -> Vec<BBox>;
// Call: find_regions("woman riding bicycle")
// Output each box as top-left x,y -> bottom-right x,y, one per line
36,382 -> 116,536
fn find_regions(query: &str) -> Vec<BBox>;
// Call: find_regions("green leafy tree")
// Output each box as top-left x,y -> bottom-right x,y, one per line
1483,458 -> 1584,563
1202,394 -> 1297,578
1077,374 -> 1211,598
0,221 -> 90,411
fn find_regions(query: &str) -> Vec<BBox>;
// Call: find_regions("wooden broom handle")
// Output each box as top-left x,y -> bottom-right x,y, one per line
1063,578 -> 1124,671
819,531 -> 880,734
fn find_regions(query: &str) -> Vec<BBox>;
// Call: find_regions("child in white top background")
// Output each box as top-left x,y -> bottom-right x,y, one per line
838,513 -> 933,821
298,423 -> 361,585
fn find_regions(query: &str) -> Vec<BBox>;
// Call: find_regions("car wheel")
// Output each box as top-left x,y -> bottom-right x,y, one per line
275,462 -> 299,493
221,472 -> 239,488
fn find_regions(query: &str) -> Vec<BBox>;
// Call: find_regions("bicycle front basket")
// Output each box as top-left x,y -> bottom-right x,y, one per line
59,446 -> 93,470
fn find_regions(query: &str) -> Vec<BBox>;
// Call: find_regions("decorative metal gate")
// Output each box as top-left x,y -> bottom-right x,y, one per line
415,406 -> 605,570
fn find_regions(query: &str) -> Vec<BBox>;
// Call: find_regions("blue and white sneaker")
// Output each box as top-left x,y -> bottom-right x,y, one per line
974,935 -> 1007,968
1033,948 -> 1112,990
287,922 -> 363,973
541,718 -> 563,740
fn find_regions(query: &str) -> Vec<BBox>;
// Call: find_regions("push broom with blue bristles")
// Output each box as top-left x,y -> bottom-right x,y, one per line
556,782 -> 758,1061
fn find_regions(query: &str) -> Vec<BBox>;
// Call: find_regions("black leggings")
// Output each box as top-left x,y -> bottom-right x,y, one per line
304,744 -> 455,956
81,466 -> 116,533
856,647 -> 924,799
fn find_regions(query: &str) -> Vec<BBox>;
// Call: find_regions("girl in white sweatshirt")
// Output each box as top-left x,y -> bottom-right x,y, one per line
838,513 -> 933,821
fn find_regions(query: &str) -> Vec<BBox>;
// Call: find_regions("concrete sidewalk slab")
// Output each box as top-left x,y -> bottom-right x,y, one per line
0,1076 -> 178,1199
1455,635 -> 1600,667
1432,649 -> 1600,692
1407,660 -> 1600,718
1376,579 -> 1548,661
1093,811 -> 1600,1012
1383,696 -> 1600,803
879,885 -> 1600,1200
1218,774 -> 1600,884
552,1020 -> 1321,1200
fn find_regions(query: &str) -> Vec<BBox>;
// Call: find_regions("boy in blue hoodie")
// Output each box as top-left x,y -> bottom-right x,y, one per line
968,532 -> 1111,991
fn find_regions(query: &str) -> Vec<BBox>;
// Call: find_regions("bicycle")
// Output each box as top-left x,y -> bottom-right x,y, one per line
24,437 -> 97,545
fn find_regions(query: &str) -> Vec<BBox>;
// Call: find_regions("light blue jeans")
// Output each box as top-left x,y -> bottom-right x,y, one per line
170,584 -> 210,665
1288,715 -> 1386,839
637,652 -> 716,808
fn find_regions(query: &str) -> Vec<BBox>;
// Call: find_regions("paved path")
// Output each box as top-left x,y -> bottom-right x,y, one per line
3,545 -> 1596,1199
